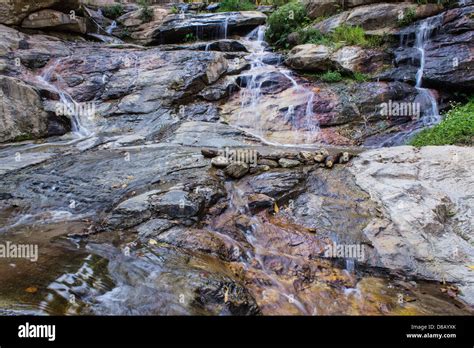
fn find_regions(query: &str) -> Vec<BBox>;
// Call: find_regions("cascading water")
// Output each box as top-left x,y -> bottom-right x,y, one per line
413,15 -> 442,126
235,26 -> 320,145
380,15 -> 443,146
106,20 -> 117,35
37,59 -> 93,138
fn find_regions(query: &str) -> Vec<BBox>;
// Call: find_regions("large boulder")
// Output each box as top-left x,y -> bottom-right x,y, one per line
349,146 -> 474,306
285,44 -> 335,71
0,0 -> 79,26
314,3 -> 444,35
0,76 -> 69,143
21,9 -> 87,34
285,43 -> 388,74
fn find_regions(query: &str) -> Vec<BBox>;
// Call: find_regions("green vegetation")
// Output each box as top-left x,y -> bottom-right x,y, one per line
266,1 -> 309,48
332,25 -> 368,46
353,72 -> 370,82
397,7 -> 417,27
170,6 -> 179,14
319,70 -> 343,82
219,0 -> 256,12
410,99 -> 474,146
295,27 -> 332,45
102,4 -> 124,19
138,0 -> 153,22
184,33 -> 196,42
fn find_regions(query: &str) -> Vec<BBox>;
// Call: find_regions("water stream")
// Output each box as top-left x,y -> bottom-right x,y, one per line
230,26 -> 321,145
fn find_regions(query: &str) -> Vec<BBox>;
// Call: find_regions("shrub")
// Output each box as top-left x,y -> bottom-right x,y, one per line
219,0 -> 256,12
138,0 -> 153,22
353,72 -> 370,82
266,1 -> 309,48
296,27 -> 331,45
410,98 -> 474,146
331,25 -> 368,46
102,4 -> 124,19
397,7 -> 417,27
320,70 -> 343,82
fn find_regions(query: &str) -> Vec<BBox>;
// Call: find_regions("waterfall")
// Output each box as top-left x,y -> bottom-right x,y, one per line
413,15 -> 442,126
37,59 -> 92,138
106,21 -> 117,35
236,26 -> 320,145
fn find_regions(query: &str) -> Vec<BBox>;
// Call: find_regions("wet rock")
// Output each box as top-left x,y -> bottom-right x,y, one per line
349,146 -> 474,305
388,6 -> 474,89
247,193 -> 275,213
147,11 -> 267,45
150,190 -> 202,219
201,148 -> 220,158
22,10 -> 87,34
247,170 -> 306,200
136,218 -> 175,238
0,76 -> 68,143
224,162 -> 249,179
278,158 -> 301,168
211,156 -> 230,168
107,190 -> 161,229
257,159 -> 279,168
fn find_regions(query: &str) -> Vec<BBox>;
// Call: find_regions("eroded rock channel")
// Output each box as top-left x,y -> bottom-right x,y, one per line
0,0 -> 472,315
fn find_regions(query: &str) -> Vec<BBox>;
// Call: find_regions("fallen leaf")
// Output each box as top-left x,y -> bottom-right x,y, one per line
274,202 -> 279,213
25,287 -> 38,294
224,287 -> 229,303
149,239 -> 158,246
467,265 -> 474,270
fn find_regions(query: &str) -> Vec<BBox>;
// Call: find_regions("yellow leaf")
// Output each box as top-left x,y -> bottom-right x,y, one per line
467,265 -> 474,270
224,287 -> 229,303
149,239 -> 158,246
274,202 -> 279,213
25,287 -> 38,294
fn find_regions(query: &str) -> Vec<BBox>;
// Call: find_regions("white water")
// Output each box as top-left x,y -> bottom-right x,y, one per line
106,20 -> 117,35
36,59 -> 93,138
236,26 -> 320,144
380,15 -> 443,146
414,16 -> 442,126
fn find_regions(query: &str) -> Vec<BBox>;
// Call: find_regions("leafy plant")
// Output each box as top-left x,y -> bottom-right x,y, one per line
102,4 -> 124,19
266,1 -> 309,48
219,0 -> 256,12
296,27 -> 332,45
331,25 -> 368,46
170,6 -> 179,14
184,33 -> 196,42
138,0 -> 153,23
397,7 -> 417,27
353,72 -> 370,82
410,98 -> 474,146
319,70 -> 343,82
